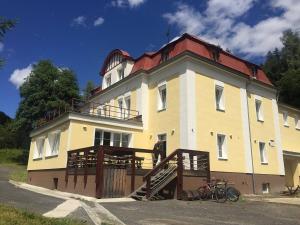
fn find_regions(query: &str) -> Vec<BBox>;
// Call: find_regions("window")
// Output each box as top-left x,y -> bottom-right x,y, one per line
295,116 -> 300,130
251,66 -> 258,79
259,142 -> 267,164
262,183 -> 270,194
215,85 -> 225,111
125,96 -> 131,118
94,130 -> 131,147
217,134 -> 227,159
212,50 -> 220,62
34,138 -> 44,159
103,131 -> 111,146
158,84 -> 167,111
113,133 -> 121,147
118,68 -> 124,80
283,112 -> 289,127
121,134 -> 130,147
106,75 -> 111,87
255,99 -> 264,122
158,134 -> 167,158
47,132 -> 60,156
161,51 -> 169,63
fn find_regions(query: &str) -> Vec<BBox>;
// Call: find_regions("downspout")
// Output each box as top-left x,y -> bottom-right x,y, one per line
245,78 -> 256,194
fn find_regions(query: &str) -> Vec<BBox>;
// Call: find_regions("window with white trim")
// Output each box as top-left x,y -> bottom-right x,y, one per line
158,84 -> 167,111
118,68 -> 124,81
34,138 -> 44,159
106,74 -> 111,87
94,130 -> 131,148
125,96 -> 131,118
283,112 -> 289,127
262,183 -> 270,194
255,99 -> 264,122
47,132 -> 60,156
215,85 -> 225,111
295,115 -> 300,130
259,142 -> 267,164
217,134 -> 227,159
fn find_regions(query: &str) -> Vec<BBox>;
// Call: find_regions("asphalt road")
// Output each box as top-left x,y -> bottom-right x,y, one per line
0,167 -> 65,214
102,199 -> 300,225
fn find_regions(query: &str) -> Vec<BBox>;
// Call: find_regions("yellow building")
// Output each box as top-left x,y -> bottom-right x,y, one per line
27,34 -> 300,198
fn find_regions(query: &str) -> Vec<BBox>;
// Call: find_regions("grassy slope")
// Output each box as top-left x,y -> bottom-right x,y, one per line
0,204 -> 86,225
0,148 -> 27,182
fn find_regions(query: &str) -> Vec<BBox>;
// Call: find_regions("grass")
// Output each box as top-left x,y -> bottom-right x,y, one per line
0,204 -> 86,225
0,148 -> 28,182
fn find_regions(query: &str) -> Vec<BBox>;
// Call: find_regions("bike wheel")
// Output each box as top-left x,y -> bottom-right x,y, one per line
215,187 -> 227,203
198,187 -> 210,200
226,187 -> 240,202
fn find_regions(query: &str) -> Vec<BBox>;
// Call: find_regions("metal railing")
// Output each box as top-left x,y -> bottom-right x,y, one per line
35,98 -> 142,128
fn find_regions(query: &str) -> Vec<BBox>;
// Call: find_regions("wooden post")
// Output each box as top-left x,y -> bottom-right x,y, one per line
177,150 -> 183,200
84,149 -> 88,188
65,152 -> 69,183
146,177 -> 151,199
131,152 -> 136,193
74,152 -> 78,184
96,148 -> 104,198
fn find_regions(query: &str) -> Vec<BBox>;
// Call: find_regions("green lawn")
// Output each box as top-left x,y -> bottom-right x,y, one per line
0,204 -> 86,225
0,148 -> 28,182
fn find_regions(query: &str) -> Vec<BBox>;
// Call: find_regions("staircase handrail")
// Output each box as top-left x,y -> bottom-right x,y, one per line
143,149 -> 180,182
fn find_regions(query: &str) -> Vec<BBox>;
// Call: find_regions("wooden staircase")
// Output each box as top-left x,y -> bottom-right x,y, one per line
130,164 -> 177,201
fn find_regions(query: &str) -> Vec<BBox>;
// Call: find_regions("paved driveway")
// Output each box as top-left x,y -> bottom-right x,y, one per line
102,199 -> 300,225
0,167 -> 65,214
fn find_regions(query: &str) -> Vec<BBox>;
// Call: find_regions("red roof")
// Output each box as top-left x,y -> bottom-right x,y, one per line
99,33 -> 272,87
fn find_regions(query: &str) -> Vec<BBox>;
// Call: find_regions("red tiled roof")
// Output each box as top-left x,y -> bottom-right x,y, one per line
99,33 -> 272,87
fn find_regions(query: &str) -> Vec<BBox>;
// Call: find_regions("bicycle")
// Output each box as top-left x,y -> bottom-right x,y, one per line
198,180 -> 227,203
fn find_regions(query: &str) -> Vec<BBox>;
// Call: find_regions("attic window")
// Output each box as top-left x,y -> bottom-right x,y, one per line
251,65 -> 258,79
161,50 -> 169,63
212,49 -> 220,62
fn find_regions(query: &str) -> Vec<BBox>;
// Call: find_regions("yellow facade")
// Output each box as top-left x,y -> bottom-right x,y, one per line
195,73 -> 246,173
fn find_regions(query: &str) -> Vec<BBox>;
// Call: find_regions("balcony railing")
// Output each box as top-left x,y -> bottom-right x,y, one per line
35,98 -> 142,128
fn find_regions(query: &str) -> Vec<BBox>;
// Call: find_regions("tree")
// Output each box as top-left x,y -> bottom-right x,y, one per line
0,17 -> 16,68
263,30 -> 300,107
15,60 -> 80,150
82,80 -> 95,101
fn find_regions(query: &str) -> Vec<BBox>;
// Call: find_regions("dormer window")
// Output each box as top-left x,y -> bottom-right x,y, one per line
212,49 -> 220,62
161,50 -> 169,63
106,75 -> 111,87
118,68 -> 124,81
251,65 -> 258,79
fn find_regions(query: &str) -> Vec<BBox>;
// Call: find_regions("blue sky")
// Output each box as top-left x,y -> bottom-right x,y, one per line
1,0 -> 299,118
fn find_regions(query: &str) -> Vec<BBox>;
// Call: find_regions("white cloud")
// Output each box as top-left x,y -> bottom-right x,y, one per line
94,17 -> 105,26
0,42 -> 3,52
163,0 -> 300,58
71,16 -> 87,27
9,64 -> 33,89
111,0 -> 146,8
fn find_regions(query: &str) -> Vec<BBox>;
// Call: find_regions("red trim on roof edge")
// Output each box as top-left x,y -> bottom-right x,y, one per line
99,33 -> 272,86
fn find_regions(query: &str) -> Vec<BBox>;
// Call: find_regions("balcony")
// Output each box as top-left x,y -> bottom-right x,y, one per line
36,98 -> 142,128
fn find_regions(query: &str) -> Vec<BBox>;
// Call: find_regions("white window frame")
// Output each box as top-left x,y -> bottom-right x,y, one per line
217,134 -> 227,160
93,129 -> 131,148
34,137 -> 45,159
118,68 -> 124,81
259,142 -> 268,164
157,82 -> 167,111
46,131 -> 60,157
283,111 -> 289,127
124,96 -> 131,119
255,98 -> 264,122
118,97 -> 124,119
215,84 -> 225,111
262,183 -> 270,194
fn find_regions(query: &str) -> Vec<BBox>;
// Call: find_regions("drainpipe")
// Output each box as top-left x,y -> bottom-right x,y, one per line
245,78 -> 256,194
